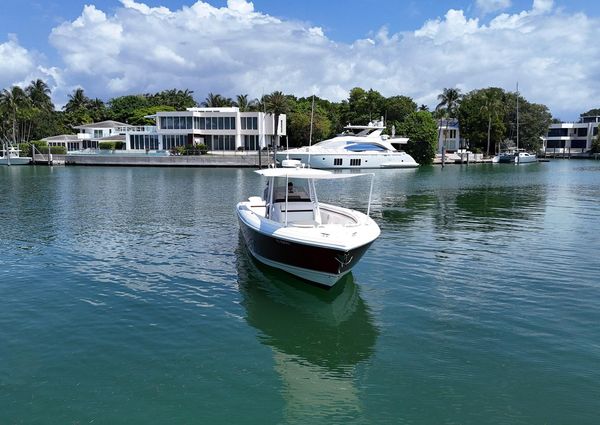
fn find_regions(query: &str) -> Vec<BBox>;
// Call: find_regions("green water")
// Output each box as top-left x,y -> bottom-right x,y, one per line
1,161 -> 599,424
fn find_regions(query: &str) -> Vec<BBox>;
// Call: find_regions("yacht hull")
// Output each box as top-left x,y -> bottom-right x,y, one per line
276,152 -> 418,169
238,216 -> 373,287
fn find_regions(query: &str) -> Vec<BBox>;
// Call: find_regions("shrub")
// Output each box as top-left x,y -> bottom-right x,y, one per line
38,146 -> 67,154
99,141 -> 116,150
114,141 -> 125,150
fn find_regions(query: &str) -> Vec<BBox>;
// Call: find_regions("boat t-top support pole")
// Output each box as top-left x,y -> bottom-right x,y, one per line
284,175 -> 289,226
367,173 -> 374,217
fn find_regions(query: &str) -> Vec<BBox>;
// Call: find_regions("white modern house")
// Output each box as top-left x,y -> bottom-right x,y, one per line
123,107 -> 286,152
43,120 -> 128,151
437,119 -> 461,153
542,115 -> 600,155
44,109 -> 286,153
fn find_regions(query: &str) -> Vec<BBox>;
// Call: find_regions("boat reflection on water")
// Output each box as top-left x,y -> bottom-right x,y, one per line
236,240 -> 379,422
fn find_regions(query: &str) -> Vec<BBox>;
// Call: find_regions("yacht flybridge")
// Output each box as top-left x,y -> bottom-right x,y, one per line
236,167 -> 380,287
275,119 -> 419,169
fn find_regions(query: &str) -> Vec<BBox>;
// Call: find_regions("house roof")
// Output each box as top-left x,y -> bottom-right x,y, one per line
73,120 -> 128,129
42,134 -> 81,142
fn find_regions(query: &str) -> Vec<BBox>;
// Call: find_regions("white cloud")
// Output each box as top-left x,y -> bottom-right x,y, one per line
0,35 -> 37,86
0,0 -> 592,120
476,0 -> 511,15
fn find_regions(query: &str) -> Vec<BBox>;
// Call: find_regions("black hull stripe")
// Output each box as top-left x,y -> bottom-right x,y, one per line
239,219 -> 372,275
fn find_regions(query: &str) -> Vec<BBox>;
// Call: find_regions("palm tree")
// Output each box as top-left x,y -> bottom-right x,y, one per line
64,88 -> 90,113
436,88 -> 462,154
0,86 -> 29,142
202,92 -> 226,107
436,88 -> 462,118
480,91 -> 503,156
25,79 -> 53,111
264,91 -> 288,147
234,94 -> 258,111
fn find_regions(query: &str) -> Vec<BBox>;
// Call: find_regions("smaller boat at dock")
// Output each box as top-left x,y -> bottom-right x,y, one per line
0,143 -> 31,165
236,166 -> 380,287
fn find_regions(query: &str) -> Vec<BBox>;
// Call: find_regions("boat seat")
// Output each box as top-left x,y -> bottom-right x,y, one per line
271,201 -> 318,225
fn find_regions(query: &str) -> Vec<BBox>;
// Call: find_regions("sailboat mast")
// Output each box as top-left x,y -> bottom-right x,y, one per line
516,82 -> 519,152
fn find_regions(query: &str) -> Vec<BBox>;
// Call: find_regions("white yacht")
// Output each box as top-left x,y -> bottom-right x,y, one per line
0,144 -> 31,165
237,166 -> 380,287
275,119 -> 418,169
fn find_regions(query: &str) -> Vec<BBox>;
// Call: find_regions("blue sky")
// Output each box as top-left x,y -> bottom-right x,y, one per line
1,0 -> 599,119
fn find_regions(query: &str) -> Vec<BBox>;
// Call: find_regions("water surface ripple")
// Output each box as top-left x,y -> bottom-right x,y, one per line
1,161 -> 599,424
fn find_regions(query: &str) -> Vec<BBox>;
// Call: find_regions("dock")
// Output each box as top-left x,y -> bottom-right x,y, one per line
32,152 -> 274,168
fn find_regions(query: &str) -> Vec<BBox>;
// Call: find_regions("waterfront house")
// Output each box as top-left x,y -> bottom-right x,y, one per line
122,107 -> 286,152
542,115 -> 599,156
437,119 -> 462,153
44,120 -> 128,152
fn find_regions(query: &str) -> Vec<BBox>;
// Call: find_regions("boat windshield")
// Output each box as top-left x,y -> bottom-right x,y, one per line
272,178 -> 312,203
345,142 -> 387,152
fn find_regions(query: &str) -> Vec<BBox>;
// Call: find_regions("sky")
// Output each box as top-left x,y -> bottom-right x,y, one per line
1,0 -> 599,120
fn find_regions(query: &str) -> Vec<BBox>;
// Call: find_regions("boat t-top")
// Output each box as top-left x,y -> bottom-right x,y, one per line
275,118 -> 419,169
0,143 -> 31,166
236,166 -> 380,287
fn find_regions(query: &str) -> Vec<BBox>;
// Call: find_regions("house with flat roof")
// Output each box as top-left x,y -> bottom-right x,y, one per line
122,107 -> 286,152
542,116 -> 599,155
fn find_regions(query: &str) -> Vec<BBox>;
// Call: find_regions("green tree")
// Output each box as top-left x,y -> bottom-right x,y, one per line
436,87 -> 462,118
107,95 -> 149,123
384,95 -> 417,134
286,100 -> 331,147
581,108 -> 600,117
129,105 -> 176,125
64,88 -> 90,114
0,86 -> 30,142
590,133 -> 600,154
506,94 -> 552,152
25,79 -> 53,112
264,91 -> 289,146
458,88 -> 506,155
234,94 -> 258,112
149,89 -> 196,109
398,111 -> 437,165
202,92 -> 231,107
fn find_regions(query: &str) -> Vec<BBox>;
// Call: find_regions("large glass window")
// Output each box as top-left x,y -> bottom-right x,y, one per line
252,117 -> 258,130
160,117 -> 167,129
212,117 -> 218,130
166,117 -> 174,130
244,135 -> 259,150
230,117 -> 236,130
547,128 -> 568,137
241,117 -> 246,130
576,127 -> 588,137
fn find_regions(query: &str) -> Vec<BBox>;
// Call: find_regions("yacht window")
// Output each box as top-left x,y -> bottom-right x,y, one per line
345,143 -> 386,152
350,159 -> 362,166
334,158 -> 342,165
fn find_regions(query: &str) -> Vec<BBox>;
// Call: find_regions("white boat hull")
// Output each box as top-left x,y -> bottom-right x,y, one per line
276,151 -> 418,169
237,201 -> 379,287
0,157 -> 31,165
